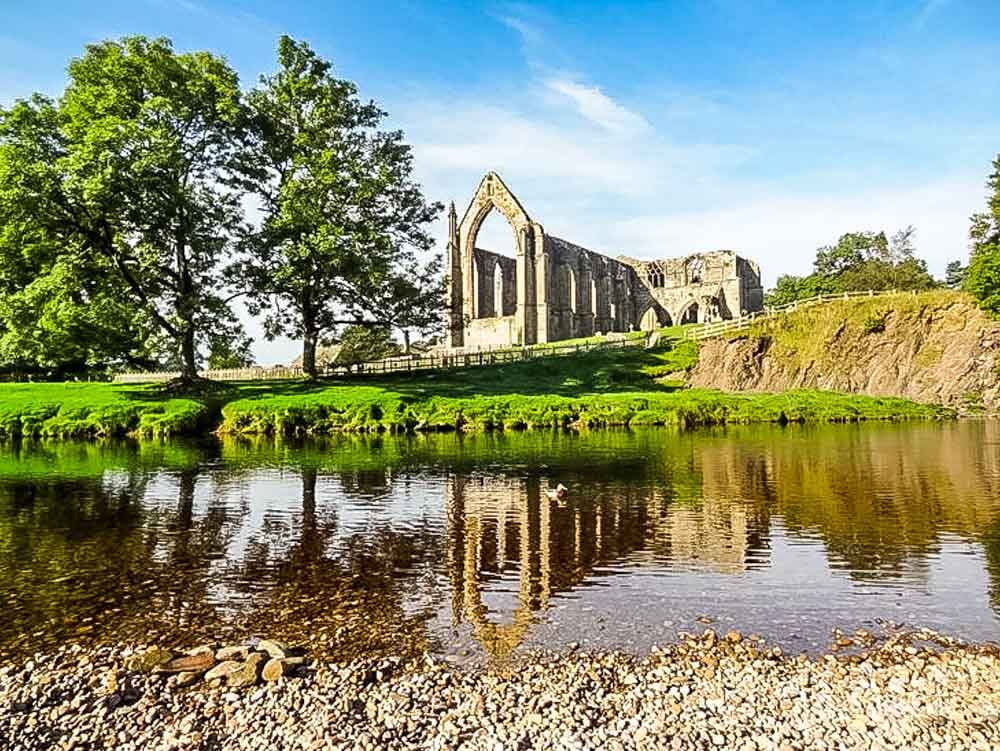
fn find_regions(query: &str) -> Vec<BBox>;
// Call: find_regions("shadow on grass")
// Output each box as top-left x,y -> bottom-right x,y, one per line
317,348 -> 686,400
114,344 -> 690,405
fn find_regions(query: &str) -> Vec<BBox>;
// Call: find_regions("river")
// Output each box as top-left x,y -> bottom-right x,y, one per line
1,421 -> 998,662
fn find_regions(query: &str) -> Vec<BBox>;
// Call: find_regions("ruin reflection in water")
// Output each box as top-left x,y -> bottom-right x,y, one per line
446,474 -> 771,658
0,421 -> 998,662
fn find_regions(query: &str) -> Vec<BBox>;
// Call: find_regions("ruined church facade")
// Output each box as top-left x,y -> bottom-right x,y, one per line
446,172 -> 764,349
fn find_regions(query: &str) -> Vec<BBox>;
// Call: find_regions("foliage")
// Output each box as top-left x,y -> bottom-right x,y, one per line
945,260 -> 968,289
764,274 -> 837,307
351,257 -> 445,352
0,37 -> 249,380
334,326 -> 400,369
234,36 -> 440,377
764,227 -> 938,306
0,250 -> 157,376
207,328 -> 255,370
0,100 -> 157,375
965,155 -> 1000,318
862,310 -> 888,334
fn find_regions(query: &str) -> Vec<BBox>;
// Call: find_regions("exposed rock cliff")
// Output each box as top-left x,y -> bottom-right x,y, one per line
688,291 -> 1000,413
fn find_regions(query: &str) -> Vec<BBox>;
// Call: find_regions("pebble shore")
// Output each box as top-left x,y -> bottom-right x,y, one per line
1,629 -> 998,751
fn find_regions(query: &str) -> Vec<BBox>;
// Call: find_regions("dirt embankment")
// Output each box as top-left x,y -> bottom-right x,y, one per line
689,292 -> 1000,414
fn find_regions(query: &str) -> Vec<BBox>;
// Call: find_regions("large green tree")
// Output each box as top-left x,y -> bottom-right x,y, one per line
235,36 -> 441,378
0,37 -> 247,381
965,156 -> 1000,317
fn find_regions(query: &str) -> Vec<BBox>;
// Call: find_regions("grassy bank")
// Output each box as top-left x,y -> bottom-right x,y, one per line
0,339 -> 950,439
218,340 -> 946,434
0,382 -> 213,438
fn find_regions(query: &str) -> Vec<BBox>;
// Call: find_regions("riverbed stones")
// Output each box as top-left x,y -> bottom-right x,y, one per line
262,657 -> 305,682
155,651 -> 215,675
1,629 -> 997,751
227,652 -> 265,688
124,646 -> 174,673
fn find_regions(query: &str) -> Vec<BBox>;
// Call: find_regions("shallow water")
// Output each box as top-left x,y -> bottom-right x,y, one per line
1,421 -> 998,663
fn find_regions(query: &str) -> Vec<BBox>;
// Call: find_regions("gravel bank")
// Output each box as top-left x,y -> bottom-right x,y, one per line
2,629 -> 997,750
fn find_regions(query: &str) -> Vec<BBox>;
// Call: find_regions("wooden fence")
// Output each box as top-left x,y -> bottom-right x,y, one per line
113,289 -> 906,384
683,288 -> 913,341
112,335 -> 651,383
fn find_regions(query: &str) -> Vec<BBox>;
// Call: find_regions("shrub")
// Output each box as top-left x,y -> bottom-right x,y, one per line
862,311 -> 887,334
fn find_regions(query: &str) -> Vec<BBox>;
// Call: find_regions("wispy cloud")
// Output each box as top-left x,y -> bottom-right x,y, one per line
545,78 -> 649,136
913,0 -> 953,30
146,0 -> 278,37
497,14 -> 544,49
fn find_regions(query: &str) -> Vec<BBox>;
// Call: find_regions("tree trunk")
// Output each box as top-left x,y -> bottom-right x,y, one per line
301,290 -> 319,379
180,325 -> 199,382
175,213 -> 199,383
403,330 -> 411,354
302,329 -> 318,379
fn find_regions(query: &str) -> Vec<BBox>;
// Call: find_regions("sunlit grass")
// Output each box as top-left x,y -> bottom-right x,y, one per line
0,334 -> 951,439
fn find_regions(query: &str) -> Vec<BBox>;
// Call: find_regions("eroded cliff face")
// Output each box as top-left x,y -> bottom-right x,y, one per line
688,293 -> 1000,413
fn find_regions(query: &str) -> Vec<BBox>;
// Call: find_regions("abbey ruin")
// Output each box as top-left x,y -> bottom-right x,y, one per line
446,172 -> 764,349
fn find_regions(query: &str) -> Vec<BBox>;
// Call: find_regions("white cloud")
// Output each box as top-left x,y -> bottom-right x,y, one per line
614,176 -> 981,285
545,78 -> 650,136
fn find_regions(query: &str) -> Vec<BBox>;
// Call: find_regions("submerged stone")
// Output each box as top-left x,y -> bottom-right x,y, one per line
156,652 -> 216,675
227,653 -> 265,688
125,647 -> 175,674
205,660 -> 243,682
262,656 -> 306,682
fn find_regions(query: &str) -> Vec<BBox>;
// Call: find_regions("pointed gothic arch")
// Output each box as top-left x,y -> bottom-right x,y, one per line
678,300 -> 700,325
448,172 -> 546,347
640,306 -> 671,331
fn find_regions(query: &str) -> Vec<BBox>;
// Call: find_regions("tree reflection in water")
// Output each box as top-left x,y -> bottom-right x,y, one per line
0,422 -> 997,662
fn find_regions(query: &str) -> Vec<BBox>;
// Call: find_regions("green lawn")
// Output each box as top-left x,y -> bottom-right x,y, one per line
0,338 -> 951,439
0,382 -> 211,438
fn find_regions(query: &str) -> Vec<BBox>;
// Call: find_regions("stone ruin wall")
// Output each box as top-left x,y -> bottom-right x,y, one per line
542,236 -> 659,341
623,252 -> 764,326
447,172 -> 764,350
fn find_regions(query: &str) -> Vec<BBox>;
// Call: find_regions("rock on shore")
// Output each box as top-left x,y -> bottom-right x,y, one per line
1,629 -> 998,750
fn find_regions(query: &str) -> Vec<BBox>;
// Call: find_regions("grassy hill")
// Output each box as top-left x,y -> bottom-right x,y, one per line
0,335 -> 948,439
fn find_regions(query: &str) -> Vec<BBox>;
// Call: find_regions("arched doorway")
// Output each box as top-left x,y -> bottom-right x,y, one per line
640,306 -> 671,332
679,302 -> 700,325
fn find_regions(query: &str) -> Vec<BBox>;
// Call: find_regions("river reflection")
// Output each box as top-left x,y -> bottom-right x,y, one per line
0,422 -> 998,662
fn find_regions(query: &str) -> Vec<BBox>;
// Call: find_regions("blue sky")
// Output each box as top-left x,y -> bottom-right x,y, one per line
2,1 -> 999,362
